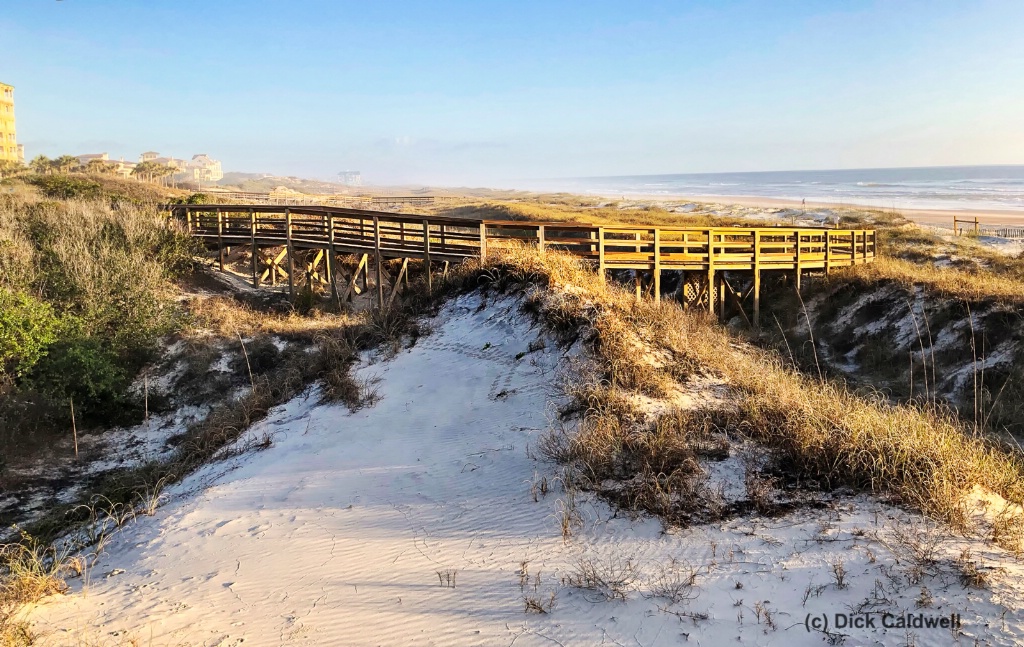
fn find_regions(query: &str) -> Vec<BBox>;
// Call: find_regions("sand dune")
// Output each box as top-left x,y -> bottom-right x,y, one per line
26,294 -> 1024,646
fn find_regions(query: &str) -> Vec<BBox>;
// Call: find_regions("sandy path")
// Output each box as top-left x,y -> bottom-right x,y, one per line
26,294 -> 1024,646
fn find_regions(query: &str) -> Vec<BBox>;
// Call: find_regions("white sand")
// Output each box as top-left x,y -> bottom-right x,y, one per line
25,294 -> 1024,646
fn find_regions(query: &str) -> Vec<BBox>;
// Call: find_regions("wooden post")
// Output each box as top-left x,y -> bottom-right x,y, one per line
185,208 -> 193,234
824,229 -> 831,276
479,223 -> 487,262
753,230 -> 761,328
423,219 -> 432,293
440,224 -> 447,251
719,272 -> 726,320
707,229 -> 715,315
597,227 -> 606,283
373,216 -> 384,307
634,271 -> 642,303
538,225 -> 546,253
217,209 -> 225,271
286,208 -> 295,298
250,209 -> 258,287
794,230 -> 802,292
652,228 -> 660,303
328,213 -> 338,303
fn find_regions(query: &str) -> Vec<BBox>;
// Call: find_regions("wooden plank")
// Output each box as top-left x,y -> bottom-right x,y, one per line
327,213 -> 338,303
286,208 -> 295,298
707,228 -> 715,315
250,209 -> 258,287
387,258 -> 409,307
824,230 -> 831,275
341,254 -> 368,302
259,247 -> 289,283
795,230 -> 802,292
722,276 -> 752,328
423,219 -> 432,293
217,209 -> 225,272
374,216 -> 384,307
653,228 -> 660,303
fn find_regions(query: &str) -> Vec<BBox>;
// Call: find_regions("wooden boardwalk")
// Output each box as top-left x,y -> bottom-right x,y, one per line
170,204 -> 877,325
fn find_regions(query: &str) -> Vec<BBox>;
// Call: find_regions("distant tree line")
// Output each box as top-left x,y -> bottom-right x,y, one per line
0,154 -> 178,185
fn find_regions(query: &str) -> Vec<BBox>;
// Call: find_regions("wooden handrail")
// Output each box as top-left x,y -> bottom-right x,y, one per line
169,203 -> 876,271
168,203 -> 875,323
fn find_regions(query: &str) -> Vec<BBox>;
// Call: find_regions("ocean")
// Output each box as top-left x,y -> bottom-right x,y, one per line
526,165 -> 1024,213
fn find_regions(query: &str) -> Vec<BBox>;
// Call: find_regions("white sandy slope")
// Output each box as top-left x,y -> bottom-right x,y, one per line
26,294 -> 1024,646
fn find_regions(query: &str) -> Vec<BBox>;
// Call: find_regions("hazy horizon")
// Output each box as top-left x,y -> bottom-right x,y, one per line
5,1 -> 1023,185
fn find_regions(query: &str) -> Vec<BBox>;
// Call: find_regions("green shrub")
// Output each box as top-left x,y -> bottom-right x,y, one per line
0,289 -> 61,381
27,175 -> 102,201
25,337 -> 131,418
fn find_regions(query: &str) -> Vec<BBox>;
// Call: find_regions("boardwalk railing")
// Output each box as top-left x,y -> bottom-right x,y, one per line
201,192 -> 449,207
170,204 -> 876,325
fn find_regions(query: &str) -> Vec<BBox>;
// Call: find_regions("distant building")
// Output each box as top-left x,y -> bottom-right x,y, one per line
187,154 -> 223,182
338,170 -> 362,187
76,153 -> 138,179
110,157 -> 137,179
77,152 -> 110,165
0,82 -> 23,163
140,152 -> 224,183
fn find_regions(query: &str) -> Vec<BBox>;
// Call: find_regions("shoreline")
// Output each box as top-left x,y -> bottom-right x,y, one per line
589,192 -> 1024,226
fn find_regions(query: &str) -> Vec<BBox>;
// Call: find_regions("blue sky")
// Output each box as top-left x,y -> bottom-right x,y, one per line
4,0 -> 1023,185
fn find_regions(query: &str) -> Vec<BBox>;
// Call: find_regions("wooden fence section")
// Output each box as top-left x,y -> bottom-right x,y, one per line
170,204 -> 876,325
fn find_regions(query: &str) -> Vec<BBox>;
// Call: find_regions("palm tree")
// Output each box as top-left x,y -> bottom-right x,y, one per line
154,164 -> 177,186
53,155 -> 79,174
29,154 -> 53,175
86,159 -> 116,175
132,161 -> 153,182
0,160 -> 25,178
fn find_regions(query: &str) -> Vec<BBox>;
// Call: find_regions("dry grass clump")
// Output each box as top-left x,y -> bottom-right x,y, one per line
1,532 -> 84,643
646,557 -> 700,604
563,555 -> 640,601
837,256 -> 1024,306
476,246 -> 1024,540
183,295 -> 354,341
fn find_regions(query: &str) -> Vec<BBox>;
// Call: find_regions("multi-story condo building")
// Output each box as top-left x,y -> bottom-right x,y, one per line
0,82 -> 23,163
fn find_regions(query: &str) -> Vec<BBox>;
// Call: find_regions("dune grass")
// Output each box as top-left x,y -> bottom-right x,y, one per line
465,245 -> 1024,542
832,256 -> 1024,306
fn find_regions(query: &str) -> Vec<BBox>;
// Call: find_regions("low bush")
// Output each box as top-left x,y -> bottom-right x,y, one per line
26,175 -> 101,201
0,290 -> 60,382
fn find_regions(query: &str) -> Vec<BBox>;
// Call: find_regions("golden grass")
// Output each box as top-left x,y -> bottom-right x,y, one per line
0,532 -> 85,646
435,200 -> 746,228
182,295 -> 355,340
476,245 -> 1024,539
838,256 -> 1024,305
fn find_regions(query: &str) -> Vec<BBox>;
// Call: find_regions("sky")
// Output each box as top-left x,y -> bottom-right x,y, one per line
3,0 -> 1023,186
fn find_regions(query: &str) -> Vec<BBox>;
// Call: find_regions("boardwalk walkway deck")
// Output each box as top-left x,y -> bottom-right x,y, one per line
169,204 -> 876,325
